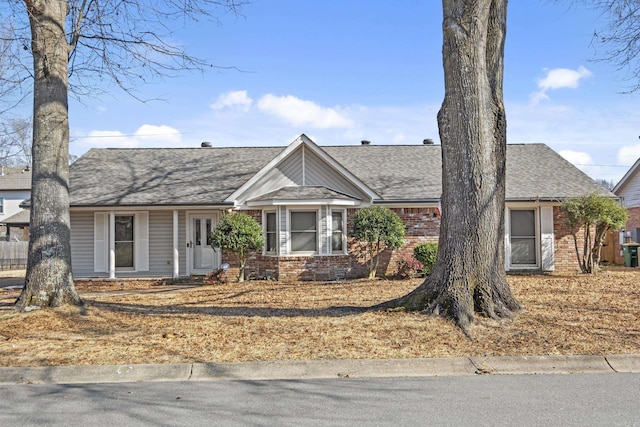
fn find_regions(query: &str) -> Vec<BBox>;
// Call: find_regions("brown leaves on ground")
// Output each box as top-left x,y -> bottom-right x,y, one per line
0,271 -> 639,367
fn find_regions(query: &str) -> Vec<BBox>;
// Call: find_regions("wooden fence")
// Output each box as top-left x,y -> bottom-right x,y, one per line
0,242 -> 28,270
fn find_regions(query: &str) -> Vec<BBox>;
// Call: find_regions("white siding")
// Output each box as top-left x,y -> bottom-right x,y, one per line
278,206 -> 287,255
304,148 -> 367,199
236,145 -> 369,204
0,190 -> 30,222
147,211 -> 173,275
72,209 -> 183,278
71,211 -> 102,277
135,211 -> 150,271
93,213 -> 108,272
540,206 -> 555,271
236,148 -> 302,203
320,205 -> 329,255
619,174 -> 640,208
178,210 -> 187,275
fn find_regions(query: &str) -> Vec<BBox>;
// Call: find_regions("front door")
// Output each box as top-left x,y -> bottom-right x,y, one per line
188,213 -> 219,274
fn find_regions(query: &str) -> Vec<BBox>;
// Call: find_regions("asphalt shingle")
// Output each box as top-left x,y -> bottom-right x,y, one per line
68,143 -> 611,206
0,167 -> 31,191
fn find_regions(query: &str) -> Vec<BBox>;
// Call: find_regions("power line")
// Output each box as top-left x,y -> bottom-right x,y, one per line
70,132 -> 190,139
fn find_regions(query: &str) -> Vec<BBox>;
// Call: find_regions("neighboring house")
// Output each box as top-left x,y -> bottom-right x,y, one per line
613,158 -> 640,264
68,134 -> 611,280
0,166 -> 31,242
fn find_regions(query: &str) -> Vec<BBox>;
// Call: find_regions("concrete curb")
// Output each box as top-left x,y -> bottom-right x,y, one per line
1,355 -> 639,385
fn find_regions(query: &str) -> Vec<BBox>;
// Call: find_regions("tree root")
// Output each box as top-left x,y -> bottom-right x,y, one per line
375,271 -> 521,339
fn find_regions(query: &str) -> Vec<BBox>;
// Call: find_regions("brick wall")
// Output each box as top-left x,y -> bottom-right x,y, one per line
219,206 -> 581,281
219,207 -> 441,281
552,206 -> 581,274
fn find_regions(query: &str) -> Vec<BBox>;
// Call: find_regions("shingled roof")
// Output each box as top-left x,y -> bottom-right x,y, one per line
68,143 -> 610,207
0,167 -> 31,191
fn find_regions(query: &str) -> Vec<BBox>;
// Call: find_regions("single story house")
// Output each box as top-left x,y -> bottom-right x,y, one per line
68,134 -> 611,280
613,158 -> 640,264
0,166 -> 31,242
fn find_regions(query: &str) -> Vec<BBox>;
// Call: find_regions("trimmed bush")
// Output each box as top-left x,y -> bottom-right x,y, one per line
413,242 -> 438,276
351,206 -> 405,279
210,213 -> 264,282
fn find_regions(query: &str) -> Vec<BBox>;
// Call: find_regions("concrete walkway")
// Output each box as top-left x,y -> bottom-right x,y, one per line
1,354 -> 639,385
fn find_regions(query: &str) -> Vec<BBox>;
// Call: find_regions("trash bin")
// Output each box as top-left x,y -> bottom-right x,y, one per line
622,242 -> 640,267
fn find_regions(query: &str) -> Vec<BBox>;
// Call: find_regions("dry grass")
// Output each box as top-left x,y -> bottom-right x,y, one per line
1,271 -> 639,367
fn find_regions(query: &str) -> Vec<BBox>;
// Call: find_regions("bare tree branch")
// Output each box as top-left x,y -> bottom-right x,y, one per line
586,0 -> 640,92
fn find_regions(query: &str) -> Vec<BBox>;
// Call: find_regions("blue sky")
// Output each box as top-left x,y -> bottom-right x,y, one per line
66,1 -> 640,183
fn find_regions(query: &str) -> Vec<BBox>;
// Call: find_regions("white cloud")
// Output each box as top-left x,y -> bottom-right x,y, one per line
617,144 -> 640,166
530,66 -> 592,104
257,94 -> 354,129
134,124 -> 182,144
77,125 -> 182,149
210,90 -> 253,111
559,149 -> 593,167
392,133 -> 406,143
558,149 -> 614,181
82,130 -> 136,147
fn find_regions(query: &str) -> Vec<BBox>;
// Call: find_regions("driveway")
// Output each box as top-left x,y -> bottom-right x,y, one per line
0,270 -> 24,289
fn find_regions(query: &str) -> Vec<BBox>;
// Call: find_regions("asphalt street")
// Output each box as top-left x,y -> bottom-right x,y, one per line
1,373 -> 639,426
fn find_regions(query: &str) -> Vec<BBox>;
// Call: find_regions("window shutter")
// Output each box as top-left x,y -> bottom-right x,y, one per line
94,212 -> 108,272
136,212 -> 150,271
540,206 -> 555,271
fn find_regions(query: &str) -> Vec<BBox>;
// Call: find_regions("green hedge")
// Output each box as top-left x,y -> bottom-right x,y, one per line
413,242 -> 438,276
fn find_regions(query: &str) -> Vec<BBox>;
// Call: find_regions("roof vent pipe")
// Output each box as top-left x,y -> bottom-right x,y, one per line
361,140 -> 371,145
423,139 -> 434,145
201,141 -> 212,148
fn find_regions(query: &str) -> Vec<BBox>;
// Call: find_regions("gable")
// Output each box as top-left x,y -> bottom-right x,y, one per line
230,136 -> 377,206
615,166 -> 640,208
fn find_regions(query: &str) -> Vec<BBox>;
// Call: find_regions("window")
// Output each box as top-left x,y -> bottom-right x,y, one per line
265,211 -> 277,254
510,210 -> 537,265
115,215 -> 134,268
331,210 -> 345,253
0,198 -> 3,214
194,218 -> 213,246
290,211 -> 317,253
94,211 -> 149,273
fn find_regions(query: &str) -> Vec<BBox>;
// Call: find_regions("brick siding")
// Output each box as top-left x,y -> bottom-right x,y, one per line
218,206 -> 581,281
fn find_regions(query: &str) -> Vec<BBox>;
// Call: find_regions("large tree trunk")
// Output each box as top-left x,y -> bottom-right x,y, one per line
15,0 -> 81,310
379,0 -> 519,336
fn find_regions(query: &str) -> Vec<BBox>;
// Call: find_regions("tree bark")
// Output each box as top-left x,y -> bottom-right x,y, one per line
379,0 -> 520,336
15,0 -> 81,310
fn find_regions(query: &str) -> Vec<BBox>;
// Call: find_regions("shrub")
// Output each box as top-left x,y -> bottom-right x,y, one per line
203,267 -> 228,285
562,193 -> 628,274
413,242 -> 438,276
394,256 -> 423,280
350,206 -> 405,279
210,213 -> 264,282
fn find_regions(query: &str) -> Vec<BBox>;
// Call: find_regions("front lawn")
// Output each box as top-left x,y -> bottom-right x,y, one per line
1,271 -> 638,367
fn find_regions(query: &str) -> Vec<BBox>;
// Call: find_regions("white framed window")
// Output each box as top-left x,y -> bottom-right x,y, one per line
510,209 -> 538,266
263,210 -> 278,255
290,210 -> 318,254
331,209 -> 346,254
114,215 -> 135,269
0,197 -> 4,214
94,211 -> 149,273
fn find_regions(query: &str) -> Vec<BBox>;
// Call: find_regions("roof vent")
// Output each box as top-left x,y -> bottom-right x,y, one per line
361,140 -> 371,145
201,142 -> 212,148
423,139 -> 434,145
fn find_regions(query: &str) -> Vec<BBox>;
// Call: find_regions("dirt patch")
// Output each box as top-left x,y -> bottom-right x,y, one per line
1,271 -> 639,367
